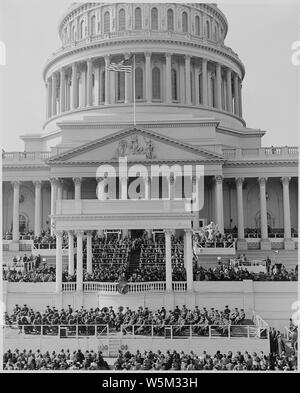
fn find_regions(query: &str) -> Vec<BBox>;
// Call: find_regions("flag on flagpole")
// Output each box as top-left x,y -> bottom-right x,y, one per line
107,55 -> 133,73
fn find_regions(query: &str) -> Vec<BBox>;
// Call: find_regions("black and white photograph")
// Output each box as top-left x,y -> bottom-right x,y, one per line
0,0 -> 299,377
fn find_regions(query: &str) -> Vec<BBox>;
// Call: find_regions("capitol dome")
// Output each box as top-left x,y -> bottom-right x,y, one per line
43,2 -> 246,145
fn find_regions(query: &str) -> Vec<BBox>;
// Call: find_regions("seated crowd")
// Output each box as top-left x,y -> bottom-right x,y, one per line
114,349 -> 297,371
194,262 -> 297,281
5,304 -> 246,337
3,349 -> 110,370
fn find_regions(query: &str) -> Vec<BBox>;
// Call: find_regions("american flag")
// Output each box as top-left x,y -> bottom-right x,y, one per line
107,55 -> 133,73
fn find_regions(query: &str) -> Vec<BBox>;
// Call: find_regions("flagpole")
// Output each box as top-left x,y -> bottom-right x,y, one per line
133,54 -> 136,126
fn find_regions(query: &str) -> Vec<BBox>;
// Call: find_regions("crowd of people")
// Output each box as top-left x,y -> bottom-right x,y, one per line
128,263 -> 186,282
194,262 -> 298,281
5,304 -> 246,338
3,349 -> 110,370
3,266 -> 56,283
114,349 -> 297,371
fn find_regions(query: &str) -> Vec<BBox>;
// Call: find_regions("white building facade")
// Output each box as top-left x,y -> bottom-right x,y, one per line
2,3 -> 298,310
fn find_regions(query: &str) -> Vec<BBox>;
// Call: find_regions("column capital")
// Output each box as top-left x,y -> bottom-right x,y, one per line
185,54 -> 191,60
54,230 -> 63,237
258,177 -> 268,185
145,51 -> 152,57
11,180 -> 20,187
85,230 -> 93,237
184,229 -> 193,235
72,177 -> 82,185
50,177 -> 59,186
33,180 -> 42,187
165,52 -> 172,59
75,230 -> 84,237
281,176 -> 291,185
214,175 -> 223,183
164,229 -> 173,236
67,230 -> 74,236
235,177 -> 244,186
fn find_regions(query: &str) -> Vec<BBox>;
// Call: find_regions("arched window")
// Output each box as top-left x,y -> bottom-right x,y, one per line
151,7 -> 158,30
79,19 -> 85,39
206,20 -> 210,39
152,67 -> 160,99
117,72 -> 125,101
118,9 -> 126,31
167,9 -> 174,31
210,75 -> 215,107
135,67 -> 143,99
134,7 -> 142,30
101,70 -> 106,102
91,15 -> 96,35
195,15 -> 200,36
171,69 -> 178,101
104,11 -> 110,33
182,11 -> 188,33
72,25 -> 75,41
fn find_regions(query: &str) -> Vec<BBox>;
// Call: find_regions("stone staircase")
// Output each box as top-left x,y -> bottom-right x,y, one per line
108,338 -> 122,357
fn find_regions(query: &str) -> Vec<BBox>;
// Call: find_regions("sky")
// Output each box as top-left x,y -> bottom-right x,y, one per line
0,0 -> 299,151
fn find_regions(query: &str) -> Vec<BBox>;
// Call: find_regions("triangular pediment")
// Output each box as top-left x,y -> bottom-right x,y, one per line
49,127 -> 223,164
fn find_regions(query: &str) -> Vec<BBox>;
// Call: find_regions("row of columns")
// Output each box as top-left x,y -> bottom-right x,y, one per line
235,177 -> 293,248
46,54 -> 243,118
55,228 -> 193,293
9,176 -> 293,245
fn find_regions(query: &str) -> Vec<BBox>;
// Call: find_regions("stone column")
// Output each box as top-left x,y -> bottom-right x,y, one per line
215,63 -> 222,110
94,63 -> 100,105
12,181 -> 20,242
34,180 -> 42,236
195,63 -> 200,105
50,178 -> 58,235
86,231 -> 93,274
51,73 -> 57,116
104,56 -> 110,105
76,231 -> 84,291
60,68 -> 66,113
184,229 -> 193,291
55,230 -> 63,292
201,59 -> 208,105
185,55 -> 191,105
71,63 -> 78,109
73,177 -> 82,200
281,177 -> 294,249
233,73 -> 239,116
214,175 -> 224,234
86,58 -> 93,107
258,177 -> 270,250
226,69 -> 233,113
238,78 -> 243,117
68,231 -> 75,276
165,229 -> 172,291
57,179 -> 63,200
236,177 -> 247,250
46,78 -> 52,118
120,176 -> 127,200
145,52 -> 152,103
165,53 -> 172,103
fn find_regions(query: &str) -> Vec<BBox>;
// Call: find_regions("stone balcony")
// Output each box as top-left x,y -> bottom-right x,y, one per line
2,147 -> 298,164
222,146 -> 298,161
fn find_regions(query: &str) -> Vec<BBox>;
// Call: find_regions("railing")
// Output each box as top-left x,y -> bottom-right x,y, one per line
4,323 -> 266,339
2,151 -> 51,161
33,243 -> 56,250
82,281 -> 167,293
223,146 -> 298,160
172,282 -> 187,292
62,282 -> 77,292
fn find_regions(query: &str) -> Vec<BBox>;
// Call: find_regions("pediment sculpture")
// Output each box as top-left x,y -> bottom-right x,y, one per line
114,134 -> 155,159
